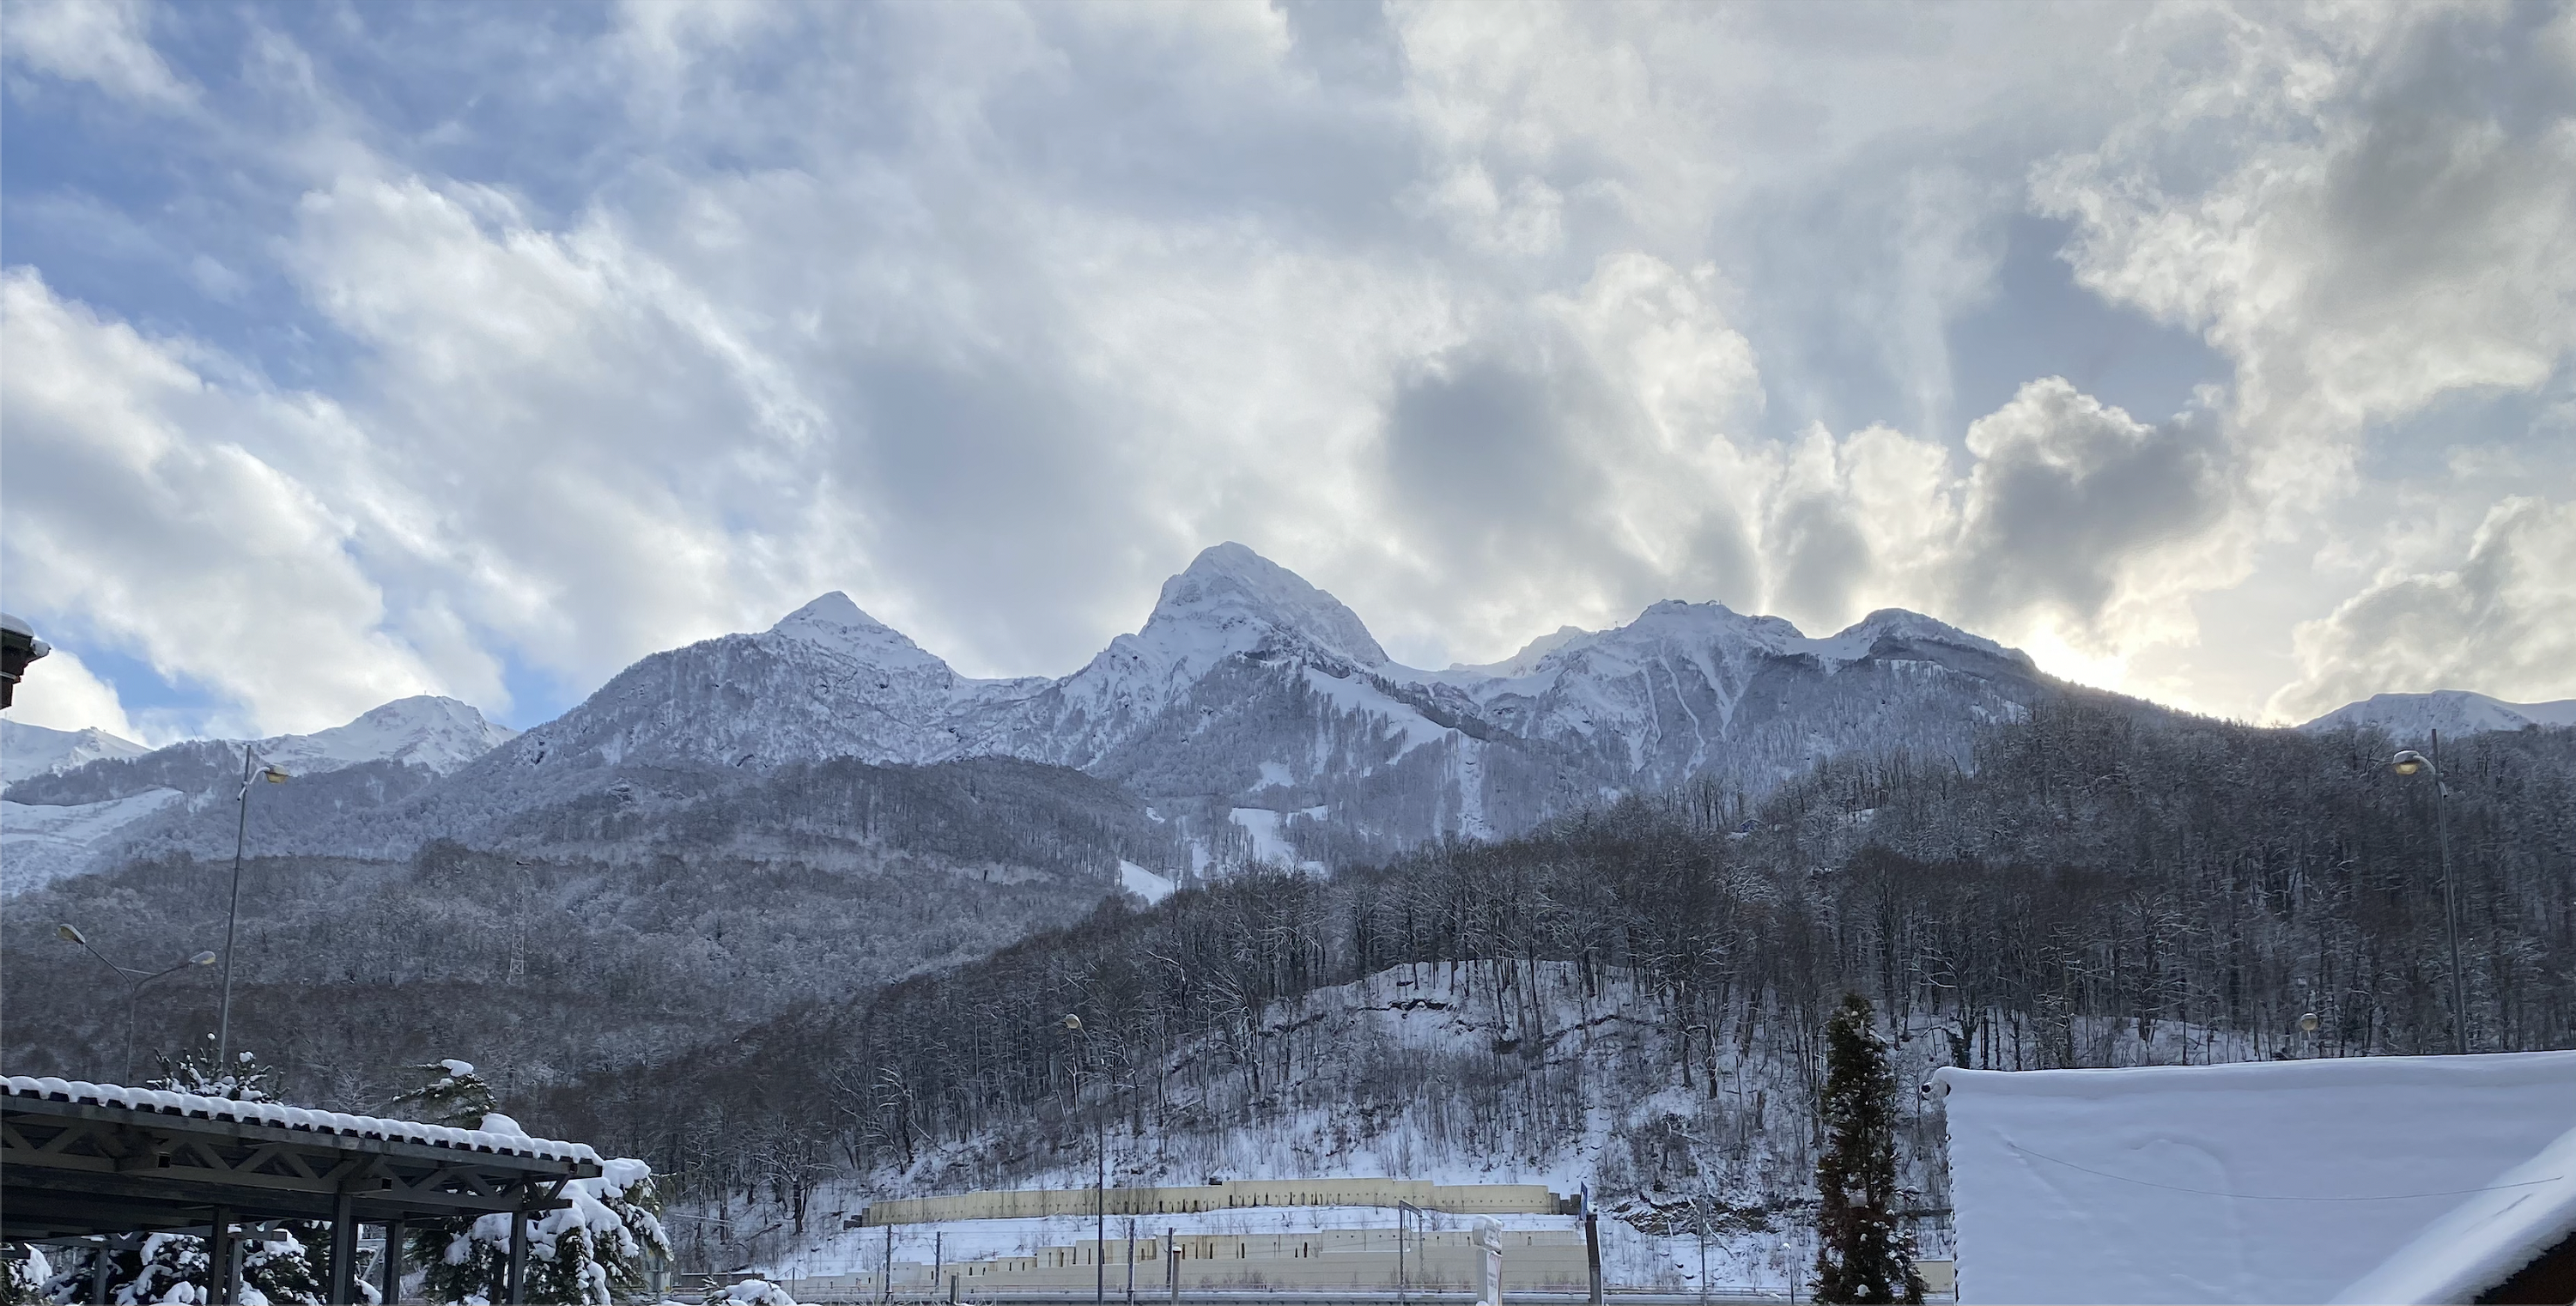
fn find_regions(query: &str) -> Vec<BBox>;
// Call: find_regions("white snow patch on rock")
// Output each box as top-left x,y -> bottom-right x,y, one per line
1118,860 -> 1176,905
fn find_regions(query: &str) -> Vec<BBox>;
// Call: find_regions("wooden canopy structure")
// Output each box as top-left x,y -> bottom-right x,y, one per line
3,1076 -> 599,1304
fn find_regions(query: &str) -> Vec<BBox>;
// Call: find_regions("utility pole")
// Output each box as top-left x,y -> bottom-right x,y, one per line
217,749 -> 288,1071
1584,1208 -> 1602,1305
1095,1111 -> 1107,1306
1125,1217 -> 1137,1304
1167,1229 -> 1180,1306
2392,732 -> 2471,1054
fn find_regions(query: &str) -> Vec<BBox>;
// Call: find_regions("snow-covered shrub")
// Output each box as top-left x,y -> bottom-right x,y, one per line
36,1226 -> 336,1306
2,1245 -> 48,1306
390,1060 -> 498,1128
149,1038 -> 279,1103
417,1156 -> 669,1304
709,1279 -> 797,1305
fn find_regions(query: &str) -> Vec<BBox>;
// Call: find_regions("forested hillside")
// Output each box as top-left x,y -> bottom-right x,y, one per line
0,757 -> 1164,1106
12,700 -> 2568,1279
513,700 -> 2575,1271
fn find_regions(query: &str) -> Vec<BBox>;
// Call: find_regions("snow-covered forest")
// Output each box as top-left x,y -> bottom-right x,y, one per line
9,694 -> 2572,1280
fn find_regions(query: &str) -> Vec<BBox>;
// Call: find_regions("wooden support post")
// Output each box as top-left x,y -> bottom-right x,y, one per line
507,1209 -> 530,1305
381,1219 -> 405,1306
208,1207 -> 235,1306
88,1236 -> 111,1306
330,1190 -> 359,1306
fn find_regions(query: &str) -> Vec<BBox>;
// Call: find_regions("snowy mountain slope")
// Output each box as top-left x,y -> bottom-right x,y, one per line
0,696 -> 513,895
965,543 -> 1397,769
1402,602 -> 2044,796
0,720 -> 148,785
7,544 -> 2063,882
0,787 -> 185,894
254,696 -> 518,775
2300,689 -> 2576,738
484,592 -> 1048,779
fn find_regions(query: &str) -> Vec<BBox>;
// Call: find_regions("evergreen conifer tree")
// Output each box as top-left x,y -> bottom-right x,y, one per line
389,1060 -> 500,1127
1810,993 -> 1924,1304
392,1062 -> 670,1304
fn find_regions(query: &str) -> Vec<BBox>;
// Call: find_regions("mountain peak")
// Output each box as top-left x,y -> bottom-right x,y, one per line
1820,608 -> 2022,665
766,591 -> 957,673
1146,543 -> 1388,669
770,591 -> 888,643
254,695 -> 517,776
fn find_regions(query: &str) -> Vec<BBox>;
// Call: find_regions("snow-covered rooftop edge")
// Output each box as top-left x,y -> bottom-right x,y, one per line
2331,1119 -> 2576,1305
3,1076 -> 599,1164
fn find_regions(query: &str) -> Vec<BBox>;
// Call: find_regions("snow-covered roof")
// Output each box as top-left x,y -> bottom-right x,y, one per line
3,1076 -> 599,1164
1928,1051 -> 2576,1305
2332,1119 -> 2576,1305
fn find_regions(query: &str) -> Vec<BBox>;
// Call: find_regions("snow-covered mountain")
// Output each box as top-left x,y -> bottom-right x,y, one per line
252,696 -> 519,775
2,696 -> 513,894
482,592 -> 1048,776
390,543 -> 2053,871
7,544 -> 2065,883
2299,690 -> 2576,738
0,720 -> 148,785
1408,601 -> 2039,796
969,542 -> 1397,769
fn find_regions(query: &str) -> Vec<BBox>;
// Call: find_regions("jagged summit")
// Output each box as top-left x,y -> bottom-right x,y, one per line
1434,600 -> 2027,690
1142,543 -> 1389,670
765,591 -> 956,677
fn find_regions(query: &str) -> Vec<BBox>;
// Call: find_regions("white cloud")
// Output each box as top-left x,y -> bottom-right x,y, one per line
4,646 -> 142,741
2035,3 -> 2576,508
2,0 -> 194,106
3,0 -> 2567,735
2270,495 -> 2576,721
0,269 -> 467,736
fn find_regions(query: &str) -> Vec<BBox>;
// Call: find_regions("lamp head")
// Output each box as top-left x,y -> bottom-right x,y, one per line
1060,1014 -> 1084,1031
2299,1011 -> 2320,1033
261,766 -> 289,783
190,951 -> 217,966
56,923 -> 88,945
2391,750 -> 2429,776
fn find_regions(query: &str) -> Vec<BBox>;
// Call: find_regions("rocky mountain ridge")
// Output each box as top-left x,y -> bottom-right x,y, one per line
11,544 -> 2136,883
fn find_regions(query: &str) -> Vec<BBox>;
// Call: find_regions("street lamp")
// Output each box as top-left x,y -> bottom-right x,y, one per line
216,749 -> 289,1072
56,924 -> 216,1083
2391,734 -> 2470,1055
1062,1013 -> 1107,1306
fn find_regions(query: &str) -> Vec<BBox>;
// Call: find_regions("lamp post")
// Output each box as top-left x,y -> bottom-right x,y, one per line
2391,732 -> 2470,1055
1063,1014 -> 1107,1306
217,749 -> 289,1072
1395,1200 -> 1423,1306
56,924 -> 216,1083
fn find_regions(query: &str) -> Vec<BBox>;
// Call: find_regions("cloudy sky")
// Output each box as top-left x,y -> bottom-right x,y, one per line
4,0 -> 2573,743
